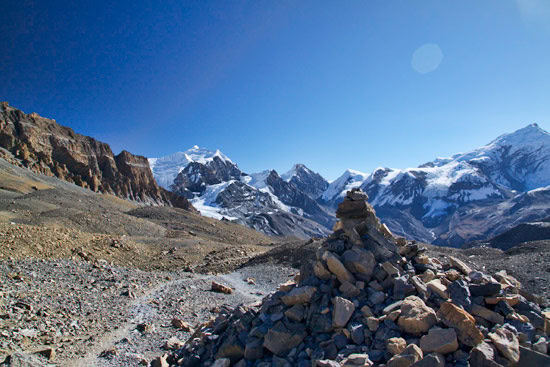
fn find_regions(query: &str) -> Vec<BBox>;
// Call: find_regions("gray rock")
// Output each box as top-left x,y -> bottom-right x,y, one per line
448,279 -> 472,311
284,304 -> 305,322
332,296 -> 355,328
263,321 -> 307,357
469,283 -> 502,297
281,286 -> 317,306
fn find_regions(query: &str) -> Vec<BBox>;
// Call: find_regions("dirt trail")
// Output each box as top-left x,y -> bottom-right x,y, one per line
68,266 -> 294,367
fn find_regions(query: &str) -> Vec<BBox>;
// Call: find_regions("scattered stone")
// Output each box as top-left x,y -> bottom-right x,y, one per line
211,281 -> 232,294
136,323 -> 154,334
36,348 -> 56,361
151,355 -> 169,367
171,318 -> 193,332
164,337 -> 185,350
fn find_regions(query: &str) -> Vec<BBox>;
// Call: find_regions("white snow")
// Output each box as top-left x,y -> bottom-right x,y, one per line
247,170 -> 272,189
281,164 -> 313,182
149,146 -> 234,189
321,169 -> 369,202
189,181 -> 238,220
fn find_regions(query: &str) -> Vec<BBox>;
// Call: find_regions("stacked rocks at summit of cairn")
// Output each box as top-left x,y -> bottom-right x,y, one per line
167,189 -> 550,367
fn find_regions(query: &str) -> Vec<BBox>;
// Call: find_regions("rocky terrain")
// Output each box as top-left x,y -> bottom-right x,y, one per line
0,154 -> 295,366
0,102 -> 194,212
1,153 -> 550,367
166,189 -> 550,367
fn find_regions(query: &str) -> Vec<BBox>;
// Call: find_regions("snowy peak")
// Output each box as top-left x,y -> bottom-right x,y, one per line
281,163 -> 312,181
149,146 -> 235,189
282,163 -> 328,199
321,169 -> 369,204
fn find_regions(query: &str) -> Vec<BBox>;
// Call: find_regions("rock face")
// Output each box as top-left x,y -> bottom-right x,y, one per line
167,189 -> 550,367
0,102 -> 194,211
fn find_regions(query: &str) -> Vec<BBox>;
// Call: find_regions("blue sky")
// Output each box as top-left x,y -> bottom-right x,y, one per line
2,1 -> 550,180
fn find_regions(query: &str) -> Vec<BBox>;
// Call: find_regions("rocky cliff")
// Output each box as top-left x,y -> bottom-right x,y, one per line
0,102 -> 195,211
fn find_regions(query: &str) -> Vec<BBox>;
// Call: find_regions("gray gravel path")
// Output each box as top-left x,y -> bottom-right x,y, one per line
0,259 -> 295,366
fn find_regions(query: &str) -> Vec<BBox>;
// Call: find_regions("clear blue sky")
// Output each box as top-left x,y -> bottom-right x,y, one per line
2,1 -> 550,180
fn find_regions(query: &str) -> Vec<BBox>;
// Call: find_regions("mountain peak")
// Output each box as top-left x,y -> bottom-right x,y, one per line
281,163 -> 313,181
149,146 -> 234,189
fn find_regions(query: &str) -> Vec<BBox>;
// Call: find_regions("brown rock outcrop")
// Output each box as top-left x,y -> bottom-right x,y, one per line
0,102 -> 194,211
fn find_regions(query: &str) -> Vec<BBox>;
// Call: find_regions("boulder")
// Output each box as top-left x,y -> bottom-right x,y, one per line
387,344 -> 423,367
284,304 -> 305,322
437,301 -> 484,347
426,279 -> 449,300
397,296 -> 437,334
488,326 -> 520,363
216,334 -> 245,361
263,321 -> 307,357
387,337 -> 407,355
469,342 -> 502,367
332,296 -> 355,328
212,359 -> 231,367
419,328 -> 458,354
342,247 -> 376,279
163,337 -> 185,350
517,345 -> 550,367
410,352 -> 445,367
281,286 -> 317,306
325,252 -> 355,284
341,353 -> 374,366
471,304 -> 505,325
469,283 -> 502,297
449,256 -> 473,275
314,261 -> 332,280
212,282 -> 232,294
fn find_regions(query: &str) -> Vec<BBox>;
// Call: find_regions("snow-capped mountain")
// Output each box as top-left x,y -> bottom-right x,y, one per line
320,169 -> 369,208
281,164 -> 329,199
149,124 -> 550,246
148,146 -> 235,189
323,123 -> 550,246
149,148 -> 334,238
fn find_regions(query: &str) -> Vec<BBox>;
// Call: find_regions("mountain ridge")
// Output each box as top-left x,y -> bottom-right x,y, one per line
0,102 -> 195,212
152,123 -> 550,245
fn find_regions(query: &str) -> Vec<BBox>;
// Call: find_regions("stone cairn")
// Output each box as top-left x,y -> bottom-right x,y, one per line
164,189 -> 550,367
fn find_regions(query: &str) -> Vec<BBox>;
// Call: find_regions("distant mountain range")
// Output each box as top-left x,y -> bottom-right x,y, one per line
151,124 -> 550,245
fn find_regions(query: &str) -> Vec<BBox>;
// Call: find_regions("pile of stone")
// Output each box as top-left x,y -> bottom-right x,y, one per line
164,189 -> 550,367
